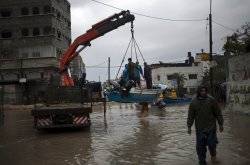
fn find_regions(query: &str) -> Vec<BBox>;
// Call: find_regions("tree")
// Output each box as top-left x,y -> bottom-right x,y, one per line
223,22 -> 250,55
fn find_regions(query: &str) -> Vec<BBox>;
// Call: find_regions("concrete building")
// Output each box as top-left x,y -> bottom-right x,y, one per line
227,53 -> 250,113
151,52 -> 210,94
0,0 -> 82,103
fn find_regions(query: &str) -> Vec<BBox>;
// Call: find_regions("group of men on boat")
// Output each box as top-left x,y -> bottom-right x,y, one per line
119,58 -> 152,90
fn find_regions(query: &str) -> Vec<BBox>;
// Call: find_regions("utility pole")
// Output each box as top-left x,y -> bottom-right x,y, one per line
209,0 -> 214,95
108,57 -> 110,86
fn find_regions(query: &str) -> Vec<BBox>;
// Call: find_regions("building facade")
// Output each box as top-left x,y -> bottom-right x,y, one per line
0,0 -> 82,103
151,52 -> 210,94
227,53 -> 250,113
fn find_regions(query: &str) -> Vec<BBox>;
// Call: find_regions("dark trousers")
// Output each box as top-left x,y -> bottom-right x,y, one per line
145,78 -> 152,89
196,130 -> 218,164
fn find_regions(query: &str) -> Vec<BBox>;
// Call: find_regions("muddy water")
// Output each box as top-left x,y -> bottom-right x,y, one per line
0,103 -> 250,165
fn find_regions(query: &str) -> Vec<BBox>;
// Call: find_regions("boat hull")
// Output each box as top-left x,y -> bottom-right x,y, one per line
105,90 -> 158,103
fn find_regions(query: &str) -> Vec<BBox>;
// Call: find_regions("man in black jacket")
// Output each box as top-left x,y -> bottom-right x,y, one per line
143,62 -> 152,89
187,86 -> 224,165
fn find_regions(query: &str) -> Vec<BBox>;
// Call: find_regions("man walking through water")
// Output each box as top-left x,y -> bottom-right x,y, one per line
187,86 -> 224,165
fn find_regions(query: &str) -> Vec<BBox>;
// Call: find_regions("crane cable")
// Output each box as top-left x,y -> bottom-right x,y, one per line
115,21 -> 146,79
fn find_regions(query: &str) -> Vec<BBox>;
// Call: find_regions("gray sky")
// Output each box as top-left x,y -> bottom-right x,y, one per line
68,0 -> 250,81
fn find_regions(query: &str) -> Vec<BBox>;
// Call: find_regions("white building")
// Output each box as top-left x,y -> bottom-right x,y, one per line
151,56 -> 210,94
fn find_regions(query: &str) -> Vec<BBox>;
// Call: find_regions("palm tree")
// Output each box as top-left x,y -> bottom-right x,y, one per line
172,73 -> 187,97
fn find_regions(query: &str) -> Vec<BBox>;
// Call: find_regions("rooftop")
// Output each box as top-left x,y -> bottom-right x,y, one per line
150,62 -> 199,69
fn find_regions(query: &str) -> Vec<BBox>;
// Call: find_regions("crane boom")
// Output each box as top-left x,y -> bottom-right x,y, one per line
60,10 -> 135,86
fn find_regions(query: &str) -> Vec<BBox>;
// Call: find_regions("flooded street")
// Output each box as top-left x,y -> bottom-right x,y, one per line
0,103 -> 250,165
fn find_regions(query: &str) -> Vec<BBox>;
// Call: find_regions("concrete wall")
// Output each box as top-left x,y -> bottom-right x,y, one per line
227,53 -> 250,113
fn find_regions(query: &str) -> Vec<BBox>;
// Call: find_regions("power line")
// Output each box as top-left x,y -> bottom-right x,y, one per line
86,61 -> 106,67
86,65 -> 124,68
212,20 -> 235,32
89,0 -> 207,22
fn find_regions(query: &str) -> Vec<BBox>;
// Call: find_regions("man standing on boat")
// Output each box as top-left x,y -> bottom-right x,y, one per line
127,58 -> 136,85
135,61 -> 143,88
187,86 -> 224,165
143,62 -> 152,89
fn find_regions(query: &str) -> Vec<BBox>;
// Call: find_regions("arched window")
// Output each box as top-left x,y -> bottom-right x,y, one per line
32,7 -> 39,15
21,7 -> 29,15
33,28 -> 40,36
21,28 -> 29,36
1,30 -> 12,38
43,5 -> 51,14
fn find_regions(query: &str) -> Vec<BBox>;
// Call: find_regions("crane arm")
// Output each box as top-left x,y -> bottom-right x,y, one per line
60,10 -> 135,86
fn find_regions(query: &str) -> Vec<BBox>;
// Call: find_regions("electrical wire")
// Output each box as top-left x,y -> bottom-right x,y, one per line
212,20 -> 236,32
89,0 -> 207,22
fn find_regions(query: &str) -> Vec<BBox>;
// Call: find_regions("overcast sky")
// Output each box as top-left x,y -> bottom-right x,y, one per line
68,0 -> 250,81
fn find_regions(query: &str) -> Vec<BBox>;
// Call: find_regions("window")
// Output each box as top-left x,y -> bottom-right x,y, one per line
57,11 -> 61,19
189,88 -> 196,94
157,75 -> 160,81
1,30 -> 12,38
51,27 -> 56,34
33,28 -> 40,36
43,5 -> 51,14
188,74 -> 197,79
43,26 -> 51,35
21,7 -> 29,15
32,52 -> 40,57
167,74 -> 175,80
40,72 -> 44,79
21,53 -> 29,58
0,50 -> 9,58
56,48 -> 62,58
0,49 -> 13,59
32,7 -> 39,15
57,30 -> 61,38
66,4 -> 70,12
51,7 -> 55,13
21,28 -> 29,36
67,20 -> 71,27
1,9 -> 12,17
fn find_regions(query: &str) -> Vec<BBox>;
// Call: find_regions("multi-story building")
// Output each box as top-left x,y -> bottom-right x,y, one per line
151,52 -> 211,94
0,0 -> 82,103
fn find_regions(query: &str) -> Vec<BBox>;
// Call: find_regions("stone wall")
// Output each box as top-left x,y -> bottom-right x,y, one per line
227,53 -> 250,113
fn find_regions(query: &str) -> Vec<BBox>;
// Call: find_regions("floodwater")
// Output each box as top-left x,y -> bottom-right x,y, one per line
0,103 -> 250,165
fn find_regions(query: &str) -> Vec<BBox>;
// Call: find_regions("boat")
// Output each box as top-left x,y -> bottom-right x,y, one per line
105,88 -> 160,103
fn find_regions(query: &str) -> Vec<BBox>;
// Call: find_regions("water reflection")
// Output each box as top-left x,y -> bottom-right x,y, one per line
0,104 -> 250,165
